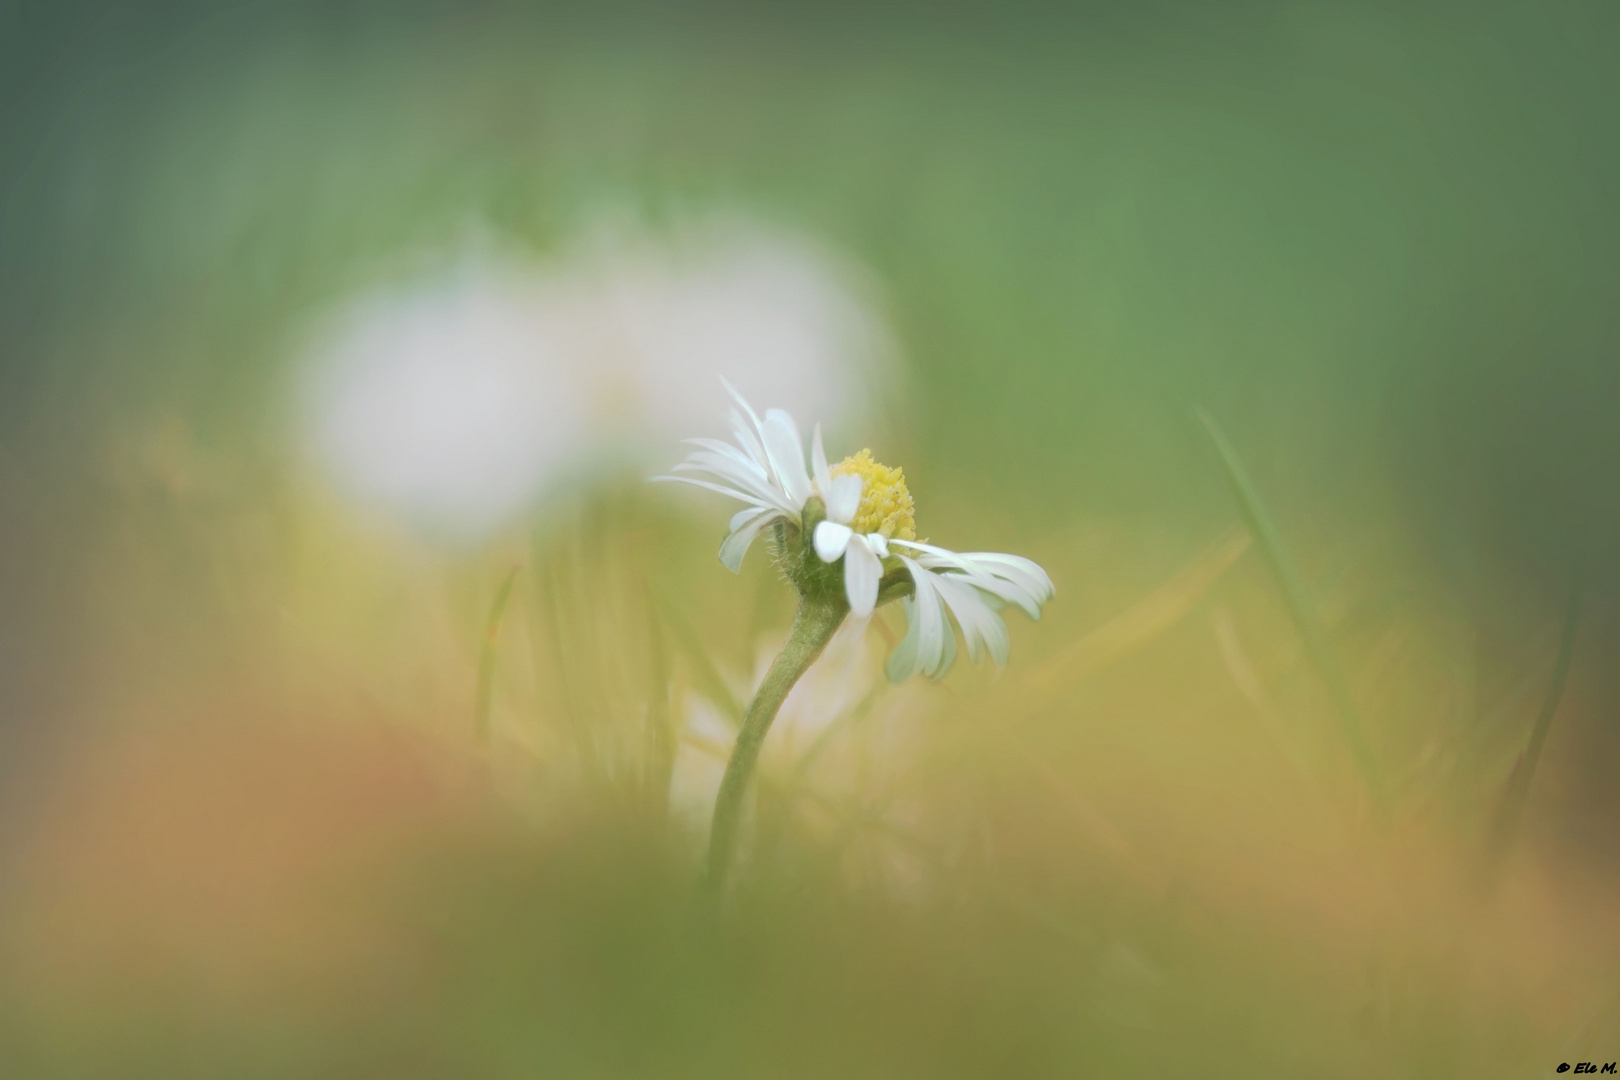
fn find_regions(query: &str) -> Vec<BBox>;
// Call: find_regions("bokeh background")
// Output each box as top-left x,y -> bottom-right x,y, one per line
3,1 -> 1620,1076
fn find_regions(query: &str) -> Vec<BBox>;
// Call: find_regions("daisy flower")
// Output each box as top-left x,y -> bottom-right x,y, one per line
656,381 -> 1053,681
657,381 -> 1052,892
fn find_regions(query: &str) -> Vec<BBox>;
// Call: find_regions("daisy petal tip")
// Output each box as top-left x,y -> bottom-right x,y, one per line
813,520 -> 853,562
826,473 -> 863,525
844,537 -> 881,618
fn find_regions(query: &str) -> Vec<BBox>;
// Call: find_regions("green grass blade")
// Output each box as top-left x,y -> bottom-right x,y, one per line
473,565 -> 521,744
1196,408 -> 1386,814
1485,572 -> 1581,870
648,584 -> 746,729
643,581 -> 677,816
537,551 -> 608,786
1021,528 -> 1250,708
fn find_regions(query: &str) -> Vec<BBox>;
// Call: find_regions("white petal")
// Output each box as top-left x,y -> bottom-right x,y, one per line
682,437 -> 767,480
974,587 -> 1009,613
962,573 -> 1039,619
889,540 -> 1054,614
673,457 -> 797,515
813,520 -> 853,562
959,552 -> 1055,602
885,598 -> 922,683
825,473 -> 863,525
762,409 -> 813,508
726,406 -> 776,487
811,423 -> 832,497
930,592 -> 957,677
718,510 -> 778,572
722,376 -> 767,436
930,573 -> 983,664
898,555 -> 951,677
717,381 -> 818,519
887,538 -> 961,562
673,451 -> 763,487
933,571 -> 1010,667
866,533 -> 889,559
933,608 -> 952,676
905,550 -> 1041,619
731,506 -> 768,532
843,534 -> 882,618
651,474 -> 767,507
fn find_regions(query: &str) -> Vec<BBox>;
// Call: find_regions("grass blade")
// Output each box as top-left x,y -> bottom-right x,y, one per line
644,580 -> 677,816
1021,527 -> 1250,708
473,565 -> 521,744
1485,572 -> 1581,871
649,585 -> 746,729
1196,408 -> 1386,814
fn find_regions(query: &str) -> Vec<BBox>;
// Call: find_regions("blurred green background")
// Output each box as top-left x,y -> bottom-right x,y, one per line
3,1 -> 1619,1076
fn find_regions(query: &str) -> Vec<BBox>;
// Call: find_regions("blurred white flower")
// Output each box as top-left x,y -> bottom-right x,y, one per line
300,218 -> 895,536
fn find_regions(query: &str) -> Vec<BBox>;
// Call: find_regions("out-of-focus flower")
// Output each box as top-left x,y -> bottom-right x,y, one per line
301,218 -> 895,536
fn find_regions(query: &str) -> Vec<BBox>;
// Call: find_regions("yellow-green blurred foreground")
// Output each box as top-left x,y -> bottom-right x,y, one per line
2,2 -> 1619,1077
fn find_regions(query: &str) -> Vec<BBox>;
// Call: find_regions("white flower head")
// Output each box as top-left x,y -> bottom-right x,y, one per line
655,383 -> 1053,681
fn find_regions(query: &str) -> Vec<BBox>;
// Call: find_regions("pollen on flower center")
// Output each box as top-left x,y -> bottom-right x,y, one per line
831,449 -> 917,540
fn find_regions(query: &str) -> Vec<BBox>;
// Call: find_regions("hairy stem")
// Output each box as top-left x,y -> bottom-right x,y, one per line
704,594 -> 847,895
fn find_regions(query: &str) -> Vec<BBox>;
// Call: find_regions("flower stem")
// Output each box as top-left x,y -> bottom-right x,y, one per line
703,594 -> 847,896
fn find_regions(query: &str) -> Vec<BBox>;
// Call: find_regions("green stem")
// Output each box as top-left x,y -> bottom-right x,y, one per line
703,594 -> 847,895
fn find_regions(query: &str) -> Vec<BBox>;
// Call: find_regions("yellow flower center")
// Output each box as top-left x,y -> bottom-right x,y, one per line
831,449 -> 917,540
